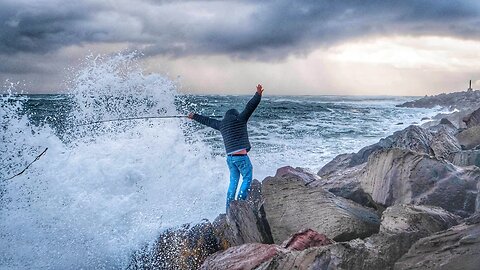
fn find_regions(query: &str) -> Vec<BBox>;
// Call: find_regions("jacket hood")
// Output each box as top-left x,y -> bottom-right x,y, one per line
224,109 -> 239,120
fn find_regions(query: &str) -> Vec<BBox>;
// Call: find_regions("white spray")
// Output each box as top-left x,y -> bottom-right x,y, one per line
0,53 -> 226,269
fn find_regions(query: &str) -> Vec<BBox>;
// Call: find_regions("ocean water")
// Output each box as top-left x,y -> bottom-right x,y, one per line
1,54 -> 444,269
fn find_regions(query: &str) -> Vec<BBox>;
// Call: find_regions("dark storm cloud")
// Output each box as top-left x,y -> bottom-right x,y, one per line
0,0 -> 479,58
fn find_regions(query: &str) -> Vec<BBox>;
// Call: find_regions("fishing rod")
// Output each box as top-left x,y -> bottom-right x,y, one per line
76,115 -> 223,126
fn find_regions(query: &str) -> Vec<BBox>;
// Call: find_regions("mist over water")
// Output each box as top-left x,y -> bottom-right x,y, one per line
1,53 -> 443,269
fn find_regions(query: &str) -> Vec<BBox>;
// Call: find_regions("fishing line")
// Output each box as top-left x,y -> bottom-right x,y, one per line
3,147 -> 48,181
76,115 -> 223,126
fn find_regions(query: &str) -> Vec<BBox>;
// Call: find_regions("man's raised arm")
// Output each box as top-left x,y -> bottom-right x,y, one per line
239,84 -> 263,121
188,113 -> 221,130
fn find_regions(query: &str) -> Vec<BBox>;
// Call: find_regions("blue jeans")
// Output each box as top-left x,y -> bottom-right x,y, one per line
226,155 -> 253,211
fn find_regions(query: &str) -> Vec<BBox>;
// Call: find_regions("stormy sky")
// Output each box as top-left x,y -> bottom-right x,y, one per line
1,0 -> 480,95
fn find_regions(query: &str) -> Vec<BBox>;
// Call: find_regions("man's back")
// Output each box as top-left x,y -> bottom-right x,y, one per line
191,92 -> 262,154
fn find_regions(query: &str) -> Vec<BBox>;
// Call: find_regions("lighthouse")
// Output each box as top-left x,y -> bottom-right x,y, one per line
468,80 -> 473,91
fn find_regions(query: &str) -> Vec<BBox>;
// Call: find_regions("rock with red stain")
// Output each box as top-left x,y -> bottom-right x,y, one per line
200,229 -> 332,270
281,229 -> 333,251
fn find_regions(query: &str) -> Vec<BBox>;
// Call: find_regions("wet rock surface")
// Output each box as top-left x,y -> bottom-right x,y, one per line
127,221 -> 219,270
360,148 -> 480,217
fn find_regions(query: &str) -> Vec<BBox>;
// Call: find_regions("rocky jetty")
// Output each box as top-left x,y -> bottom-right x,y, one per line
129,99 -> 480,269
397,89 -> 480,110
398,89 -> 480,128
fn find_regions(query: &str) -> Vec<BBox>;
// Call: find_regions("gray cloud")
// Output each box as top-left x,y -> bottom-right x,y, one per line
1,0 -> 480,93
1,0 -> 479,59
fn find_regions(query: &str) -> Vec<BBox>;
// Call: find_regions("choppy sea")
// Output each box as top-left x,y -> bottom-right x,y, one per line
0,54 -> 445,269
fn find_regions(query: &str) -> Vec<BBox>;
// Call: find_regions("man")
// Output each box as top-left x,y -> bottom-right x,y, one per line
188,84 -> 264,211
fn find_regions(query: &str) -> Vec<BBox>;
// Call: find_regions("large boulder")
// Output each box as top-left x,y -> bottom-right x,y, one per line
463,107 -> 480,128
317,160 -> 376,209
200,229 -> 332,270
262,167 -> 380,243
213,179 -> 273,250
351,125 -> 435,166
456,126 -> 480,150
213,200 -> 273,249
429,125 -> 462,158
394,222 -> 480,270
380,204 -> 459,235
318,153 -> 356,177
360,148 -> 480,217
322,124 -> 461,174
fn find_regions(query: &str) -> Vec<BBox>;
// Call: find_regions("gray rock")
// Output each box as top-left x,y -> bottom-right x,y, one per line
430,125 -> 462,158
213,179 -> 273,249
394,223 -> 480,270
380,204 -> 459,235
450,149 -> 480,167
354,125 -> 435,165
478,181 -> 480,212
430,108 -> 476,129
463,107 -> 480,128
317,162 -> 378,210
343,125 -> 460,168
456,126 -> 480,150
262,167 -> 380,243
225,200 -> 273,246
427,118 -> 458,135
360,148 -> 480,217
318,153 -> 355,177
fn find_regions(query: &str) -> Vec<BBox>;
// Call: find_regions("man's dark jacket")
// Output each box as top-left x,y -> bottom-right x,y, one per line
192,92 -> 261,154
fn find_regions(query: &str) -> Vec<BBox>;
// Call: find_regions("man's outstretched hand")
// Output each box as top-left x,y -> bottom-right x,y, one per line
256,84 -> 264,95
187,112 -> 194,119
